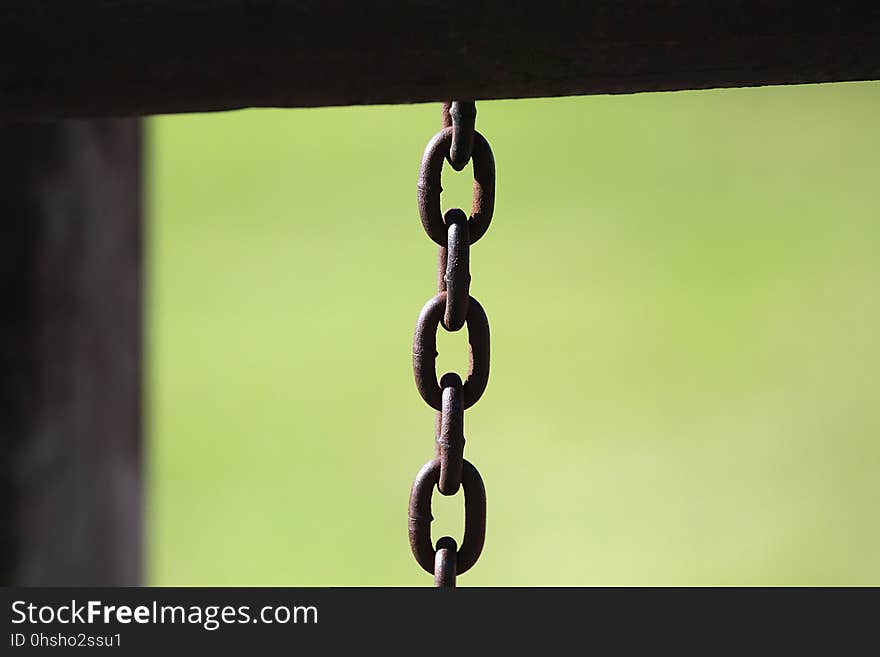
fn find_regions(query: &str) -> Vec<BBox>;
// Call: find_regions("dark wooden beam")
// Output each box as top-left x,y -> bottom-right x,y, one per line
0,120 -> 143,585
3,1 -> 880,119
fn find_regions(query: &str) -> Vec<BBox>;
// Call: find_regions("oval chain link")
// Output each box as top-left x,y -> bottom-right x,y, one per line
412,292 -> 489,411
444,101 -> 477,171
408,458 -> 486,576
441,208 -> 470,331
437,372 -> 465,495
417,126 -> 495,246
433,536 -> 458,587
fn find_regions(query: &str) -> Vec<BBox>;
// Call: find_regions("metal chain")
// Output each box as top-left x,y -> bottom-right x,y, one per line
408,100 -> 495,587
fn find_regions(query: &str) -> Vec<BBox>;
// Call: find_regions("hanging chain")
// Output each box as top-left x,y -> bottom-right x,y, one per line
408,101 -> 495,587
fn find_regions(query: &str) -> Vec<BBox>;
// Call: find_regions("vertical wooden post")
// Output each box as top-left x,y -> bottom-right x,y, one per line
0,120 -> 143,585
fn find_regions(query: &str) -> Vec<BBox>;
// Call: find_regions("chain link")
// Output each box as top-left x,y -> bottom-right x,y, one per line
440,208 -> 470,331
437,372 -> 465,495
408,458 -> 486,576
433,536 -> 458,587
417,126 -> 495,246
408,101 -> 495,587
442,101 -> 477,171
412,292 -> 490,411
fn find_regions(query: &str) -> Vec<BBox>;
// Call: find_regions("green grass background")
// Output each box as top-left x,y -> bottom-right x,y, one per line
148,82 -> 880,585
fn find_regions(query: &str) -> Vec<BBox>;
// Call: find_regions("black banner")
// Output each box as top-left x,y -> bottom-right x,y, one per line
0,587 -> 872,653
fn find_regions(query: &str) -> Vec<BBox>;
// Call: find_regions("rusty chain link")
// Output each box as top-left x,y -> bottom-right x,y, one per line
437,372 -> 464,495
441,208 -> 470,331
442,101 -> 477,171
408,101 -> 494,587
416,125 -> 495,246
408,458 -> 486,576
433,536 -> 458,587
413,292 -> 490,411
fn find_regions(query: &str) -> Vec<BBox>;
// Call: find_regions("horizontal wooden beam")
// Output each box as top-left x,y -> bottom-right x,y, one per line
3,1 -> 880,119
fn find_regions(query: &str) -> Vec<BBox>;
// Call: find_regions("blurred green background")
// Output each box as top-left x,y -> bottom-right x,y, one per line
147,81 -> 880,586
